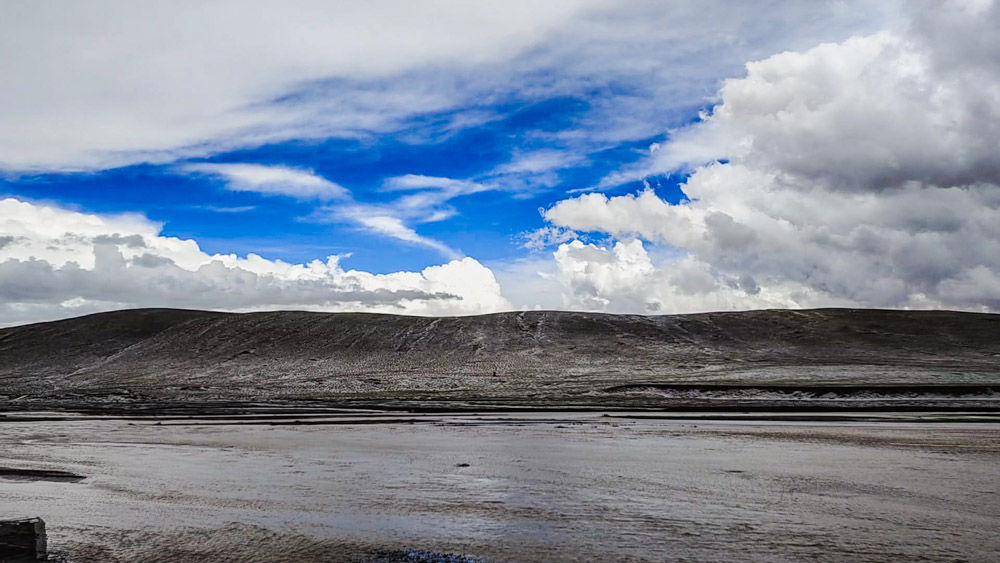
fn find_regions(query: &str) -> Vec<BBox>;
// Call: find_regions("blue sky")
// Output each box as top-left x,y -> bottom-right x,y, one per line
2,89 -> 692,273
2,1 -> 997,326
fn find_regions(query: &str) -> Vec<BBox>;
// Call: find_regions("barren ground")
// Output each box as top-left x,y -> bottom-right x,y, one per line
1,308 -> 997,561
1,412 -> 998,562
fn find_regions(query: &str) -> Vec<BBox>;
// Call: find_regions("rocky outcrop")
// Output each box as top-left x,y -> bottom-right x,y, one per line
0,518 -> 46,562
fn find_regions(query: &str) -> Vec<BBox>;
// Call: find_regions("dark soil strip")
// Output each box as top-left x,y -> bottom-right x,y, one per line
604,383 -> 998,395
158,417 -> 429,427
3,393 -> 1000,419
604,413 -> 1000,423
0,467 -> 85,482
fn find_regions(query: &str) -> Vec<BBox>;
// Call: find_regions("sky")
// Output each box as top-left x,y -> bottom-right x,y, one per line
1,0 -> 998,326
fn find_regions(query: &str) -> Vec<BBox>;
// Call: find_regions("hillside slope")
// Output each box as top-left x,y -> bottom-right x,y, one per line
0,308 -> 997,404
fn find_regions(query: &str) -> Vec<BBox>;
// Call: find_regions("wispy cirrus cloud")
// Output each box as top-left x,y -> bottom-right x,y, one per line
346,214 -> 462,259
379,175 -> 492,222
178,163 -> 479,258
180,163 -> 349,200
319,174 -> 498,258
195,205 -> 257,214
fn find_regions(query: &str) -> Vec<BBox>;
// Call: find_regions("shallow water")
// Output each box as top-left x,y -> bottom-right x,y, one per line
1,412 -> 998,561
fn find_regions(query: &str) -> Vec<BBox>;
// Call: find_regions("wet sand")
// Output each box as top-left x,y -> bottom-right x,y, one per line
1,411 -> 998,562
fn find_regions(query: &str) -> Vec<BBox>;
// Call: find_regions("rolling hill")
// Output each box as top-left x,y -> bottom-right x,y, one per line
1,308 -> 997,408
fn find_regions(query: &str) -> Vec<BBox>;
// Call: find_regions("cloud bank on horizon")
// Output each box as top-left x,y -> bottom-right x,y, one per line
0,0 -> 997,325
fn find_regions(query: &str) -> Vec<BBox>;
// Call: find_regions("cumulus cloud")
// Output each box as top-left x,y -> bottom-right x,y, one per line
551,239 -> 655,311
180,163 -> 349,200
0,198 -> 509,326
548,239 -> 804,313
542,0 -> 1000,313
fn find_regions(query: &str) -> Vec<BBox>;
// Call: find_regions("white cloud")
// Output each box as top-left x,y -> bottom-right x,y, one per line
521,226 -> 579,250
0,1 -> 893,172
180,163 -> 349,200
542,1 -> 1000,313
492,150 -> 583,175
348,214 -> 462,259
382,175 -> 487,195
313,173 -> 499,256
0,198 -> 508,326
171,164 -> 468,256
379,175 -> 493,222
487,149 -> 588,192
197,205 -> 257,213
653,28 -> 1000,189
0,1 -> 612,172
552,239 -> 655,310
547,239 -> 806,313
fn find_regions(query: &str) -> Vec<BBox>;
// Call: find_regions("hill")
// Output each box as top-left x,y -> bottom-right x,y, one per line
0,308 -> 997,408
